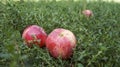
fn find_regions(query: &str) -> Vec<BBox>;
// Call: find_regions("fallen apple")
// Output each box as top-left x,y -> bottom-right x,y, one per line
46,28 -> 76,59
22,25 -> 47,47
82,10 -> 93,17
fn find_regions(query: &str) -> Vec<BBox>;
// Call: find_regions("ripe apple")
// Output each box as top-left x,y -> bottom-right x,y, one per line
46,28 -> 76,59
82,10 -> 93,17
22,25 -> 47,47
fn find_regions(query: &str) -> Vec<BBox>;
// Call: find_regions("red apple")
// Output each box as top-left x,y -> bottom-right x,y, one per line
46,28 -> 76,59
22,25 -> 47,47
82,10 -> 93,17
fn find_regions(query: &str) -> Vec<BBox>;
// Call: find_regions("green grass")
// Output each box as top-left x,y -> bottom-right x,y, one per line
0,0 -> 120,67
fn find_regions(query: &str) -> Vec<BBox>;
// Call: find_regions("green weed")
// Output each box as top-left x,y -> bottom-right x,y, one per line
0,0 -> 120,67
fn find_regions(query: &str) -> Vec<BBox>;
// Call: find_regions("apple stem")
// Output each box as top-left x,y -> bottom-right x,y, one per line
59,33 -> 64,37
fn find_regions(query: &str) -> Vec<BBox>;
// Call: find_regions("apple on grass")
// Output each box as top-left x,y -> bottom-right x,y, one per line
22,25 -> 47,47
46,28 -> 76,59
82,9 -> 93,17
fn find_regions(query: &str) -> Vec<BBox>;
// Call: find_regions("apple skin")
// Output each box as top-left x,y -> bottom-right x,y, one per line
82,10 -> 93,17
22,25 -> 47,47
46,28 -> 76,59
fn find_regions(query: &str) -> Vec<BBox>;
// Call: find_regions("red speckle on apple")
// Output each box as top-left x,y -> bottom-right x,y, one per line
22,25 -> 47,47
46,28 -> 76,59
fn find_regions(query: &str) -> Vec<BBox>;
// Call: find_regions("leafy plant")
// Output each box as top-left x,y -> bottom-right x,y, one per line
0,0 -> 120,67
